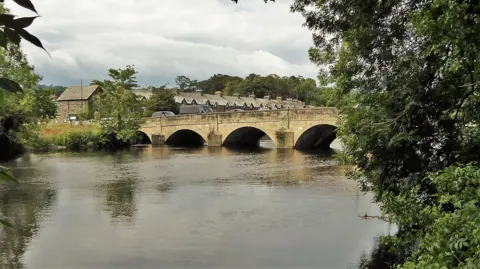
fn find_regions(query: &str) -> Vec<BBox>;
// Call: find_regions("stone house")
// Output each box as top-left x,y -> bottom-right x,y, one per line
56,85 -> 102,121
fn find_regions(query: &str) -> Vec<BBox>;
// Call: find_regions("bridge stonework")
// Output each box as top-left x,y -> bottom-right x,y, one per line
139,108 -> 337,149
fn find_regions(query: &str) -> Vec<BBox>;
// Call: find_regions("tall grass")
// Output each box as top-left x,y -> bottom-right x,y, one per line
36,123 -> 106,150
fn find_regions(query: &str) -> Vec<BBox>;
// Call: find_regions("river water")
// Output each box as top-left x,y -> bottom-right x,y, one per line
0,142 -> 392,269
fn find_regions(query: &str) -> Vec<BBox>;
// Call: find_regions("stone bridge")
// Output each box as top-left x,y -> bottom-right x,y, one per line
138,108 -> 337,149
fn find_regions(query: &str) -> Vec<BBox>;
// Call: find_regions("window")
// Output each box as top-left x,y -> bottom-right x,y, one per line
63,104 -> 67,113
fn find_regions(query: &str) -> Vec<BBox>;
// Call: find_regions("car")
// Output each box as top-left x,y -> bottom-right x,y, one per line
259,107 -> 270,111
179,105 -> 213,114
227,109 -> 245,112
151,111 -> 175,117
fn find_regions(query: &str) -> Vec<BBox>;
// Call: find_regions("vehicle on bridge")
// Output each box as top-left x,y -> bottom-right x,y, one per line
152,111 -> 175,117
179,105 -> 213,115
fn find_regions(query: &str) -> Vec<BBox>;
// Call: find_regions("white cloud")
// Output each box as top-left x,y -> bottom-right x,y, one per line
5,0 -> 318,86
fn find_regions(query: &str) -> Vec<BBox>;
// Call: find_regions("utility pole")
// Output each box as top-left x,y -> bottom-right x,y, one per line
80,79 -> 83,100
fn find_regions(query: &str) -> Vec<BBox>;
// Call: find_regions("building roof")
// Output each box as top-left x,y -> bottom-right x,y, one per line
203,93 -> 229,106
57,85 -> 101,101
222,95 -> 246,107
239,96 -> 262,108
133,88 -> 153,100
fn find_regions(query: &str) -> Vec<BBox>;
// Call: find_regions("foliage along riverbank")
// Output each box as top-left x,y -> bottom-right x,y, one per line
291,0 -> 480,267
24,122 -> 145,152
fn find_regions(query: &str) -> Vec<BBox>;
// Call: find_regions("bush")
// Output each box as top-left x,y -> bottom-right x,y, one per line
54,129 -> 106,150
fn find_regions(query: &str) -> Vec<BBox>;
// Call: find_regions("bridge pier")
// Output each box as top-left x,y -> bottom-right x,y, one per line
151,134 -> 166,145
207,132 -> 222,147
275,129 -> 294,148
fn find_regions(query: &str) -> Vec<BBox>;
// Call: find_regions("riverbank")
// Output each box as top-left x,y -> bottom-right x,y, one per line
26,122 -> 130,152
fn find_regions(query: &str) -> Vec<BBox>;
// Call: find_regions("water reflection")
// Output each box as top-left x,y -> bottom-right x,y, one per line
1,145 -> 389,269
0,157 -> 57,269
94,161 -> 142,225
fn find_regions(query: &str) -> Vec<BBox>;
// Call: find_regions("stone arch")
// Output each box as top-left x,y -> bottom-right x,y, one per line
133,130 -> 152,144
165,129 -> 207,147
294,124 -> 337,150
223,126 -> 276,148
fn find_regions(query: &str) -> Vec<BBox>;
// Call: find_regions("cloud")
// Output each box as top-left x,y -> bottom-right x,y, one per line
5,0 -> 318,86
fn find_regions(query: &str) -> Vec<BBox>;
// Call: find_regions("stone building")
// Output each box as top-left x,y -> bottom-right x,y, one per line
56,85 -> 102,121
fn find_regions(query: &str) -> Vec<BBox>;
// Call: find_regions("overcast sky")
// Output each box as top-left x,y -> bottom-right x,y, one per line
6,0 -> 318,87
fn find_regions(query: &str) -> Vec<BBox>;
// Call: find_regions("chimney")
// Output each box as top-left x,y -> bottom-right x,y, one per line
233,93 -> 239,97
264,95 -> 270,100
248,93 -> 255,99
276,96 -> 282,101
195,89 -> 203,96
215,91 -> 223,97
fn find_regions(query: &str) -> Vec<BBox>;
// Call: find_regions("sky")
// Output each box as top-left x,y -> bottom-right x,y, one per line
5,0 -> 318,87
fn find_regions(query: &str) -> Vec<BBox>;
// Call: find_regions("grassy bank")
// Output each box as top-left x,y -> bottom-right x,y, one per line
28,123 -> 107,151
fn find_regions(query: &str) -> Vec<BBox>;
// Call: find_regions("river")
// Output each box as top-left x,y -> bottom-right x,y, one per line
0,141 -> 393,269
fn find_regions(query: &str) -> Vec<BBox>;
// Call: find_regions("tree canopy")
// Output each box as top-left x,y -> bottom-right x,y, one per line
93,65 -> 143,142
290,0 -> 480,267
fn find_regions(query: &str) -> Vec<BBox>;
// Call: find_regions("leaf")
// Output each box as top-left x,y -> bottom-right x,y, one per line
4,27 -> 21,45
12,16 -> 38,28
16,28 -> 47,52
0,14 -> 16,27
13,0 -> 38,14
0,215 -> 14,228
0,30 -> 7,48
0,78 -> 23,94
0,165 -> 18,183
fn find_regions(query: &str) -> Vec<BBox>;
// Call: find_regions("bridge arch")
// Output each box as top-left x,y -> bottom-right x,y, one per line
132,131 -> 152,144
294,124 -> 337,150
165,129 -> 207,147
223,126 -> 276,148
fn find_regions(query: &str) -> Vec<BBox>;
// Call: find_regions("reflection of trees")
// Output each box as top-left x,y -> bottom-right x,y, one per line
95,163 -> 140,225
0,183 -> 57,269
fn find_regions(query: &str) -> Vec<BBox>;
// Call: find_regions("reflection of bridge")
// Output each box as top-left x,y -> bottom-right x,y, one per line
138,108 -> 337,149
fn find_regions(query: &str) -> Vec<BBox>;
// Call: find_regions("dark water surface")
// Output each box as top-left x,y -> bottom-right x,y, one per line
0,143 -> 392,269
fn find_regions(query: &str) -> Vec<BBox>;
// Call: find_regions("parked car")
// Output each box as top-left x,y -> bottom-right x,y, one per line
179,105 -> 213,115
259,107 -> 270,111
151,111 -> 175,117
227,109 -> 245,112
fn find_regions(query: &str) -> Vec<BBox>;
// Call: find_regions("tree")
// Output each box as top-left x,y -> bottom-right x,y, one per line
175,75 -> 197,92
94,65 -> 143,142
291,0 -> 480,266
196,74 -> 243,94
92,64 -> 138,90
0,0 -> 49,226
32,88 -> 57,120
144,86 -> 178,116
0,5 -> 46,161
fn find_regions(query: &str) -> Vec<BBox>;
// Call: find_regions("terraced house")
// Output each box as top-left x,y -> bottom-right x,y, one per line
173,90 -> 306,111
56,85 -> 103,121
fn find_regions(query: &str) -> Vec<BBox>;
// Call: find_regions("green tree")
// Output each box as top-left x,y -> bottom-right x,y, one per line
94,65 -> 143,142
291,0 -> 480,266
144,86 -> 177,116
196,74 -> 243,94
32,88 -> 57,120
399,164 -> 480,268
92,64 -> 138,90
175,75 -> 197,92
0,0 -> 48,226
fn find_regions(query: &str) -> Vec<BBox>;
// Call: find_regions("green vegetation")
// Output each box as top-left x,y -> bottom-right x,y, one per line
175,73 -> 334,106
290,0 -> 480,267
92,65 -> 144,143
142,86 -> 178,116
0,0 -> 50,227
